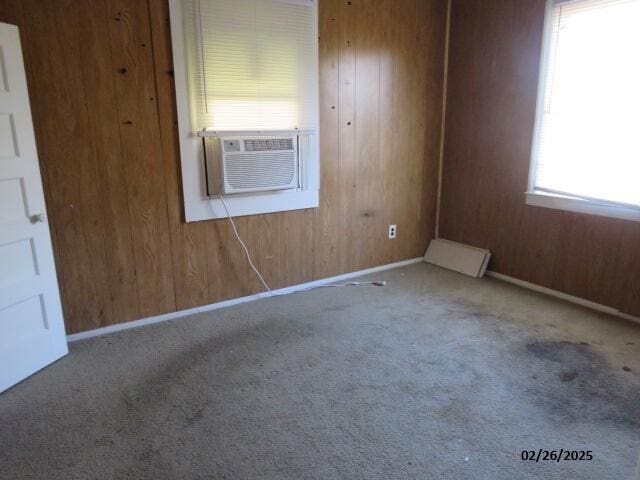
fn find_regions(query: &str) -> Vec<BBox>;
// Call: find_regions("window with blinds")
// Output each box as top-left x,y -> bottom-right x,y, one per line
530,0 -> 640,208
182,0 -> 318,132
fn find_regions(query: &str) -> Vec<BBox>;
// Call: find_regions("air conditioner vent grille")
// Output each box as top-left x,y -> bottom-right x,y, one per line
224,152 -> 296,190
244,138 -> 294,151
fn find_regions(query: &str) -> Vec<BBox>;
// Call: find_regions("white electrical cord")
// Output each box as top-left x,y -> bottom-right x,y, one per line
315,281 -> 387,288
268,280 -> 387,297
217,195 -> 387,296
218,195 -> 273,294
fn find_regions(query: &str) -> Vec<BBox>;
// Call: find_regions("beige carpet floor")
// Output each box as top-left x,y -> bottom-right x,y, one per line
1,263 -> 639,479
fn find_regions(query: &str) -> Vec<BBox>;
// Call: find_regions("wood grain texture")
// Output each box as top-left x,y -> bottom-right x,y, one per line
78,0 -> 141,324
0,0 -> 446,333
313,0 -> 340,278
148,0 -> 210,310
107,0 -> 176,317
440,0 -> 640,317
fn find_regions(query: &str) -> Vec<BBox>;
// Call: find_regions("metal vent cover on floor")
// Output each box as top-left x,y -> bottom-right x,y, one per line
424,238 -> 491,278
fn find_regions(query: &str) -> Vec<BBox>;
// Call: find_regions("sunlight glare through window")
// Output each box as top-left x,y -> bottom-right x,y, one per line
533,0 -> 640,207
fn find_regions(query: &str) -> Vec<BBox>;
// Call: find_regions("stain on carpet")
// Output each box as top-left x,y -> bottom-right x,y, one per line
522,340 -> 640,430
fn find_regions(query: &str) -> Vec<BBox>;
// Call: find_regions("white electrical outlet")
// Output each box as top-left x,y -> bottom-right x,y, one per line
388,224 -> 397,239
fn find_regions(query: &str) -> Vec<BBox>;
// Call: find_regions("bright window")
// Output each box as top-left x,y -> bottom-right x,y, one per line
169,0 -> 319,222
529,0 -> 640,212
183,0 -> 317,132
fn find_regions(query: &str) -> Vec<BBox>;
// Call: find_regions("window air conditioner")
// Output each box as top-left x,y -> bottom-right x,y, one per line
205,136 -> 299,195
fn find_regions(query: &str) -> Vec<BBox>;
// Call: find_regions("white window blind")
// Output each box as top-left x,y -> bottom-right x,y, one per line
183,0 -> 317,132
532,0 -> 640,207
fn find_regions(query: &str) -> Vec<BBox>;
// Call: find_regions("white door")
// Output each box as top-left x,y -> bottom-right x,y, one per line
0,22 -> 67,393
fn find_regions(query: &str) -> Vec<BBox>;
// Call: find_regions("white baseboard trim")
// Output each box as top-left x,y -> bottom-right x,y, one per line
486,271 -> 640,324
67,257 -> 424,342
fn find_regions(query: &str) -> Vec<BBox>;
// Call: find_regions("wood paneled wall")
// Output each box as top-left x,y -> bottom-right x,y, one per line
440,0 -> 640,317
0,0 -> 447,333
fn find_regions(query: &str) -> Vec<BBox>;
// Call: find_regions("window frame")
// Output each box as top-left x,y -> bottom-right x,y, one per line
168,0 -> 320,223
526,0 -> 640,223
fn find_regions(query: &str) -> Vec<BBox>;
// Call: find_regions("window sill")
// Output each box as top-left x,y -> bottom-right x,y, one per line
186,189 -> 319,222
525,191 -> 640,223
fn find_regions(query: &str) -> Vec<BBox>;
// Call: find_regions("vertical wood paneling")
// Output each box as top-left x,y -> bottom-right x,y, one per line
15,0 -> 117,332
279,210 -> 314,287
148,0 -> 210,311
405,0 -> 430,257
204,221 -> 230,302
0,0 -> 447,333
440,0 -> 640,317
53,1 -> 116,331
314,0 -> 340,279
78,0 -> 141,323
616,224 -> 640,315
336,0 -> 358,274
377,0 -> 398,266
247,215 -> 268,292
351,0 -> 381,271
259,214 -> 281,288
107,0 -> 175,316
225,216 -> 253,298
390,0 -> 417,262
416,0 -> 446,254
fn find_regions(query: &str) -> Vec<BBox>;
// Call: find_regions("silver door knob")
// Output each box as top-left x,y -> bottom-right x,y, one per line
30,213 -> 45,224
